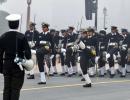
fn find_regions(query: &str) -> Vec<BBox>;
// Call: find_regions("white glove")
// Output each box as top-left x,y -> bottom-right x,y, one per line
117,52 -> 121,58
50,55 -> 54,59
31,50 -> 36,54
63,52 -> 66,56
106,53 -> 110,59
61,48 -> 66,53
78,41 -> 85,49
113,54 -> 116,61
40,41 -> 47,44
78,57 -> 80,62
73,45 -> 79,52
95,56 -> 99,63
28,42 -> 35,48
122,45 -> 127,50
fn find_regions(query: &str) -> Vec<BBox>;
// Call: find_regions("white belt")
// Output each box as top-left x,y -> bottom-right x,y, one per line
67,42 -> 74,47
86,46 -> 91,49
122,44 -> 127,47
40,41 -> 47,44
101,46 -> 105,49
108,43 -> 117,46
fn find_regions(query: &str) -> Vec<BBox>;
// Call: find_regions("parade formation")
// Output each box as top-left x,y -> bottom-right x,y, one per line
24,21 -> 130,87
1,0 -> 130,100
1,14 -> 130,100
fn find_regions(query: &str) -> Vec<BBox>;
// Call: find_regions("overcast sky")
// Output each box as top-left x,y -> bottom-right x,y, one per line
0,0 -> 130,32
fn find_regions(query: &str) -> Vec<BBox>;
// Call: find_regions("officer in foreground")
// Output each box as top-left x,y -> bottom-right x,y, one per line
0,14 -> 31,100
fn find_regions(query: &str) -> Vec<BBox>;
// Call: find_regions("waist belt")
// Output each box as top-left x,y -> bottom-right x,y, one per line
40,41 -> 50,46
100,46 -> 105,49
108,43 -> 117,46
67,42 -> 74,47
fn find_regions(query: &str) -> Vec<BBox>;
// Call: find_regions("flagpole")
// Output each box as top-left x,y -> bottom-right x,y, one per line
95,0 -> 98,30
26,0 -> 32,30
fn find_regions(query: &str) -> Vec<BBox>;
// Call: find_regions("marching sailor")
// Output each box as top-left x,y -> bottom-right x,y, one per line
35,22 -> 54,84
98,30 -> 107,77
67,26 -> 79,75
87,28 -> 98,77
25,22 -> 39,79
106,26 -> 123,78
125,32 -> 130,73
52,30 -> 62,74
65,26 -> 78,77
78,28 -> 95,87
118,29 -> 129,77
60,30 -> 69,76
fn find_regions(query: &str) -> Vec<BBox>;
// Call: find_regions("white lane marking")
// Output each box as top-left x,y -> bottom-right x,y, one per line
0,80 -> 130,94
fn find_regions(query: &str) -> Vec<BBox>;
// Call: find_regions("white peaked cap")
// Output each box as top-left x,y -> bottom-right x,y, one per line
5,14 -> 21,21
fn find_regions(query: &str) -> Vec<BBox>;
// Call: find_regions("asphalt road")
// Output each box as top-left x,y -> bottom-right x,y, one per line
1,73 -> 130,100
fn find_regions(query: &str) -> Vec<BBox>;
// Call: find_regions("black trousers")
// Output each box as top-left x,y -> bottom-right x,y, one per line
36,48 -> 50,72
36,50 -> 45,72
108,47 -> 118,67
3,70 -> 24,100
120,50 -> 127,67
98,51 -> 106,68
60,53 -> 65,66
80,56 -> 89,75
66,48 -> 76,68
108,55 -> 115,67
52,53 -> 56,66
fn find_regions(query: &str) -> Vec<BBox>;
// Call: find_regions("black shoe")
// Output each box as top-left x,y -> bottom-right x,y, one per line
99,75 -> 104,77
104,73 -> 107,75
49,74 -> 54,76
126,70 -> 130,73
81,78 -> 85,81
38,82 -> 46,85
117,70 -> 122,74
73,73 -> 77,76
89,75 -> 95,78
79,74 -> 82,76
65,72 -> 68,74
27,73 -> 30,76
27,75 -> 35,79
120,75 -> 126,78
107,70 -> 111,75
67,74 -> 73,77
83,83 -> 92,88
60,73 -> 65,76
110,74 -> 115,78
54,72 -> 58,75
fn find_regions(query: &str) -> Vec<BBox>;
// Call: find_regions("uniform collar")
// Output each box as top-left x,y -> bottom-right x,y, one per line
43,30 -> 50,35
9,29 -> 18,32
88,36 -> 92,38
111,32 -> 116,35
30,30 -> 34,32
